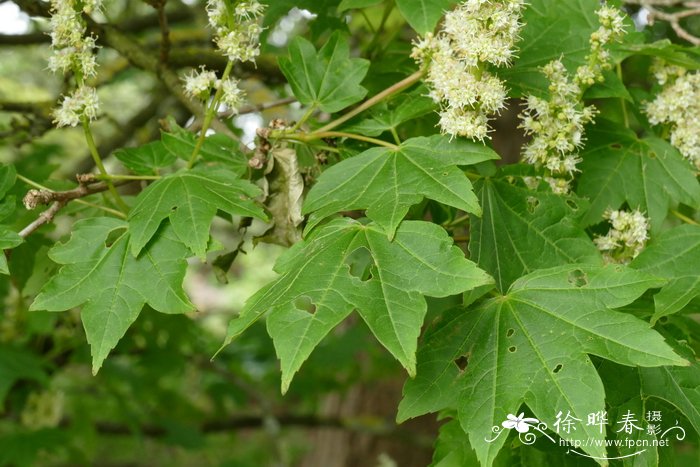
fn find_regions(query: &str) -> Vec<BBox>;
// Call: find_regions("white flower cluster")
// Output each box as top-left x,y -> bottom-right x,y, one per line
594,208 -> 649,263
47,0 -> 102,127
207,0 -> 264,62
53,85 -> 100,127
520,6 -> 627,194
645,66 -> 700,170
412,0 -> 525,140
182,1 -> 264,114
520,61 -> 597,193
47,0 -> 100,77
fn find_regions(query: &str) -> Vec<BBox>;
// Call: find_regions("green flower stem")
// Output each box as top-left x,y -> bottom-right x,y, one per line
390,127 -> 401,145
290,105 -> 317,132
81,117 -> 129,213
95,174 -> 161,181
312,70 -> 424,134
617,63 -> 629,128
16,174 -> 49,191
280,131 -> 398,150
671,209 -> 700,226
187,60 -> 235,169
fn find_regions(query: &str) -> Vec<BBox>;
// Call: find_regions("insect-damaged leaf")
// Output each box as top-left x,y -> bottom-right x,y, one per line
398,264 -> 685,466
31,218 -> 194,373
222,218 -> 492,393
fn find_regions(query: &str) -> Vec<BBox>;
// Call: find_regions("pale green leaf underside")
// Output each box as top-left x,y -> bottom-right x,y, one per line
399,264 -> 685,466
470,178 -> 601,292
632,225 -> 700,322
128,167 -> 267,257
278,31 -> 369,113
304,135 -> 499,237
223,218 -> 492,393
31,218 -> 193,373
578,122 -> 700,232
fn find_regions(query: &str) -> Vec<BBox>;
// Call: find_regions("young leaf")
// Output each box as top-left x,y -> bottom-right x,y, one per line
0,164 -> 16,199
128,167 -> 267,257
114,141 -> 177,175
398,264 -> 685,466
470,178 -> 601,291
631,225 -> 700,323
30,218 -> 194,373
278,31 -> 370,113
577,122 -> 700,232
304,135 -> 499,237
395,0 -> 456,35
0,229 -> 22,275
223,218 -> 492,393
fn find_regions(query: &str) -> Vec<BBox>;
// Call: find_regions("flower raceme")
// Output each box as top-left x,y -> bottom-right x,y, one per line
519,5 -> 627,194
412,0 -> 525,140
47,0 -> 103,127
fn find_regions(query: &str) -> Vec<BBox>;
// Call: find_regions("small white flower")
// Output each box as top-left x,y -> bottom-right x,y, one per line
502,413 -> 540,433
53,85 -> 100,127
596,209 -> 649,263
183,68 -> 218,99
220,78 -> 246,112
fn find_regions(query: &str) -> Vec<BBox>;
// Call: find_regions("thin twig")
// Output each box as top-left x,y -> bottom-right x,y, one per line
18,201 -> 65,238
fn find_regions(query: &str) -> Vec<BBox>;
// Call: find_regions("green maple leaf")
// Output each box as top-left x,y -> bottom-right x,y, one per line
0,229 -> 22,275
398,264 -> 686,465
222,218 -> 492,393
278,31 -> 370,113
304,135 -> 499,237
160,125 -> 249,176
640,343 -> 700,437
470,178 -> 601,291
395,0 -> 456,35
128,167 -> 267,257
631,225 -> 700,323
114,141 -> 176,175
31,218 -> 194,373
577,122 -> 700,232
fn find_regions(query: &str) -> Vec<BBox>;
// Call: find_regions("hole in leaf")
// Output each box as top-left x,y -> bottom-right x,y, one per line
345,247 -> 374,281
566,199 -> 578,211
508,346 -> 516,353
567,269 -> 588,287
294,296 -> 317,314
104,227 -> 127,248
526,196 -> 539,214
553,364 -> 563,374
506,328 -> 515,337
610,143 -> 622,149
659,316 -> 669,324
649,151 -> 657,159
454,354 -> 470,372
